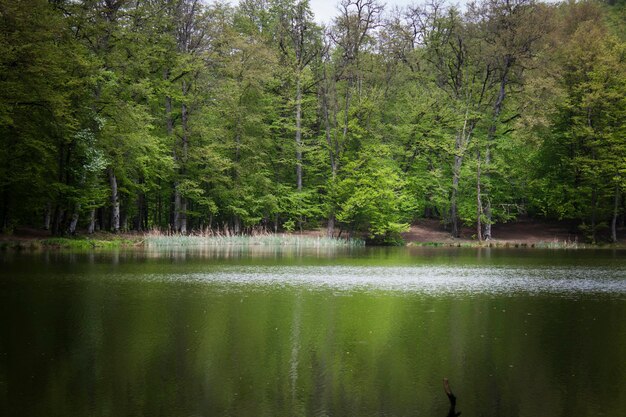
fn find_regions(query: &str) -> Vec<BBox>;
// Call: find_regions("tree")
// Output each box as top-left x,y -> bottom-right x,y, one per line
319,0 -> 383,237
273,0 -> 322,191
533,15 -> 626,242
0,0 -> 94,233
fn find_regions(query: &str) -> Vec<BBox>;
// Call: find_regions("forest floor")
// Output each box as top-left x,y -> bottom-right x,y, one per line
402,218 -> 625,247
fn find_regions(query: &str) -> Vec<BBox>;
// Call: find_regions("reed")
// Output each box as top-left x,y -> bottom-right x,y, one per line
143,230 -> 364,248
534,239 -> 583,249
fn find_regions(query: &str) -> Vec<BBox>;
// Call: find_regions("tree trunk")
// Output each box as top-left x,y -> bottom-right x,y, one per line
68,204 -> 80,235
109,169 -> 120,233
450,135 -> 463,238
174,80 -> 189,234
327,213 -> 335,238
173,189 -> 181,232
321,70 -> 338,239
180,198 -> 187,235
591,186 -> 597,243
476,149 -> 483,241
483,57 -> 511,241
233,216 -> 241,235
157,182 -> 162,229
97,207 -> 104,231
321,69 -> 337,176
611,183 -> 620,243
165,69 -> 175,231
120,205 -> 128,232
44,202 -> 52,230
295,76 -> 303,191
52,206 -> 64,236
165,97 -> 173,137
135,193 -> 144,232
88,208 -> 96,234
342,79 -> 352,148
450,111 -> 475,238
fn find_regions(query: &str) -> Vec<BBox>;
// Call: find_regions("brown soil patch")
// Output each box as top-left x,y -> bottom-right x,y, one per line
402,218 -> 586,244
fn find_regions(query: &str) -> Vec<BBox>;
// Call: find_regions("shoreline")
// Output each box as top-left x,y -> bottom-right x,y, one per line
0,232 -> 625,251
1,219 -> 624,251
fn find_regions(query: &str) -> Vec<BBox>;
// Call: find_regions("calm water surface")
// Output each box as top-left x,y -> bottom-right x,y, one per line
1,247 -> 625,417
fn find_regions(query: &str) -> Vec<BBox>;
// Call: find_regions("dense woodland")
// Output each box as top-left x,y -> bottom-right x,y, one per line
0,0 -> 625,243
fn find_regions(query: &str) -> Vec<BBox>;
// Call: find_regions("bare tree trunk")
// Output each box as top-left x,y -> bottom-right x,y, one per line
44,202 -> 52,230
342,80 -> 352,147
165,95 -> 173,137
322,69 -> 338,238
52,206 -> 64,236
165,69 -> 175,231
484,58 -> 511,241
176,81 -> 189,234
611,183 -> 620,243
135,192 -> 144,231
476,149 -> 483,241
157,182 -> 162,229
173,190 -> 181,231
88,208 -> 96,234
483,149 -> 492,239
233,216 -> 241,235
68,204 -> 80,235
120,205 -> 128,232
109,169 -> 120,233
142,195 -> 148,231
97,207 -> 104,231
591,186 -> 597,243
180,198 -> 187,234
450,135 -> 462,238
327,213 -> 335,238
450,112 -> 475,238
295,76 -> 303,191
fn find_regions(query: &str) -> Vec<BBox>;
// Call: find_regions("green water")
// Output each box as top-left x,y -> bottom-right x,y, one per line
1,247 -> 625,417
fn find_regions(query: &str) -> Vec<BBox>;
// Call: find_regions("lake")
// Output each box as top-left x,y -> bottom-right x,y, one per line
1,247 -> 625,417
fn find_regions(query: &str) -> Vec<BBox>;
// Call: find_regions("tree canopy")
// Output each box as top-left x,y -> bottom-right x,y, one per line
0,0 -> 624,243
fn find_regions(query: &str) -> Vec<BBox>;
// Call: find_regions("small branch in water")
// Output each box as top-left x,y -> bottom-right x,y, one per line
443,378 -> 461,417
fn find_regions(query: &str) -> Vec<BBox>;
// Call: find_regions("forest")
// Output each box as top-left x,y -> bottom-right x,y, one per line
0,0 -> 624,243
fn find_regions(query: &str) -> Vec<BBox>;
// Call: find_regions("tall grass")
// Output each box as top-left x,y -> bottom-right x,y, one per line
534,239 -> 584,249
143,230 -> 364,248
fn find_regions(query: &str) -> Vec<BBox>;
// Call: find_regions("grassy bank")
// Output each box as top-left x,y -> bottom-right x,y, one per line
0,236 -> 138,251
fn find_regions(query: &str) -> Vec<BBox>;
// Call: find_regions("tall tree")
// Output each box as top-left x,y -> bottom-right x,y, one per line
273,0 -> 322,191
320,0 -> 383,237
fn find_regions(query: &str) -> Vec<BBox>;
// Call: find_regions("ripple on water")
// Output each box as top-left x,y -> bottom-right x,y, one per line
143,265 -> 626,296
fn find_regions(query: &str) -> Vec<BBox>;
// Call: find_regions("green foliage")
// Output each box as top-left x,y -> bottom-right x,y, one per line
335,145 -> 411,242
40,237 -> 134,249
0,0 -> 624,244
528,10 -> 626,241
